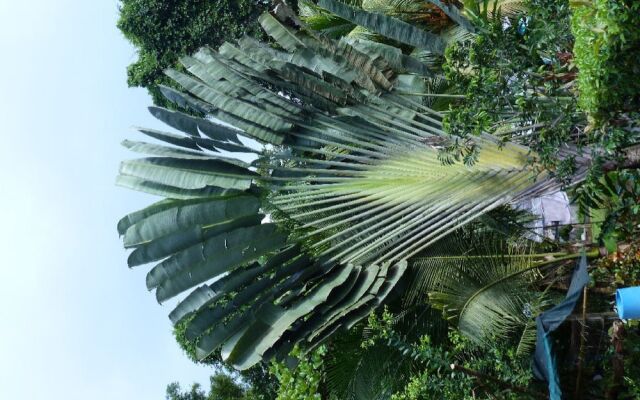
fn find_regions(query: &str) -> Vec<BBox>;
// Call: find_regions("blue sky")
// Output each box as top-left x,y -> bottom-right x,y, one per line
0,1 -> 214,398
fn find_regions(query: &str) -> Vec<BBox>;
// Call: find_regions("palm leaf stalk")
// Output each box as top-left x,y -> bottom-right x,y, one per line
117,10 -> 568,370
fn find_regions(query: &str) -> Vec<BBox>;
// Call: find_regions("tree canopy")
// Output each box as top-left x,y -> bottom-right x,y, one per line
117,0 -> 269,107
167,373 -> 257,400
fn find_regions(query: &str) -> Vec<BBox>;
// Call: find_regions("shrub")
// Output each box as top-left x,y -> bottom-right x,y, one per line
571,0 -> 640,123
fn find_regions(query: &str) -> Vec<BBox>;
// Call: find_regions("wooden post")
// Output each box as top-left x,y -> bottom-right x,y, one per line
574,286 -> 589,398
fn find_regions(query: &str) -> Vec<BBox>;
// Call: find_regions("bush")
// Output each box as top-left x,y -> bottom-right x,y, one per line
571,0 -> 640,122
270,346 -> 326,400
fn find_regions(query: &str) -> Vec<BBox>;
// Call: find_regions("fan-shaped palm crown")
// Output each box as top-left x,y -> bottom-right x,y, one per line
117,9 -> 557,370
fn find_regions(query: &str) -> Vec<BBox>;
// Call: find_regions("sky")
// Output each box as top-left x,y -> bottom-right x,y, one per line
0,1 -> 215,398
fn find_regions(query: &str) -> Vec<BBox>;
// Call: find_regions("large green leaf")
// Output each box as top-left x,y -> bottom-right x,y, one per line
148,107 -> 242,144
169,262 -> 264,324
168,245 -> 302,325
115,175 -> 240,200
222,264 -> 354,370
158,85 -> 212,115
182,52 -> 304,120
128,215 -> 264,267
410,231 -> 546,353
191,256 -> 321,351
119,157 -> 256,191
342,37 -> 435,77
191,47 -> 304,116
135,128 -> 202,151
121,196 -> 264,268
259,13 -> 307,51
165,69 -> 290,143
149,223 -> 287,303
121,140 -> 250,168
123,195 -> 259,247
267,263 -> 398,361
305,264 -> 380,343
317,0 -> 447,54
136,126 -> 259,154
118,198 -> 186,236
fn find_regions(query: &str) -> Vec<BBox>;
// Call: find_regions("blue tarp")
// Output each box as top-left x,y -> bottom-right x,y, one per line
533,254 -> 589,400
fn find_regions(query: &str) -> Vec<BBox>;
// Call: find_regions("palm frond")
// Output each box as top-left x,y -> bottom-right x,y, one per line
463,0 -> 528,21
317,0 -> 447,53
325,304 -> 445,399
298,0 -> 357,38
117,11 -> 565,370
409,232 -> 546,351
325,331 -> 405,400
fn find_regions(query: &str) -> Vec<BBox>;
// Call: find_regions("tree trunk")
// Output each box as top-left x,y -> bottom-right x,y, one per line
603,144 -> 640,171
606,320 -> 625,400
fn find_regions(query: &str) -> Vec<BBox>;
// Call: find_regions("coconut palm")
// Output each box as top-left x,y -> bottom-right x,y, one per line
408,231 -> 547,354
117,10 -> 566,370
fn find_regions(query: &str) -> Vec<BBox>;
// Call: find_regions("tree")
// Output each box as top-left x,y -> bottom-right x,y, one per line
166,372 -> 256,400
116,1 -> 640,398
117,9 -> 565,371
117,0 -> 269,107
173,321 -> 278,400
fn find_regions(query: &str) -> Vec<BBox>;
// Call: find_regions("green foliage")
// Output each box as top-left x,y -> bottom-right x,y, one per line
210,374 -> 247,399
361,0 -> 467,32
117,0 -> 268,107
604,321 -> 640,398
571,0 -> 640,123
298,0 -> 357,38
403,212 -> 560,354
324,322 -> 417,399
166,372 -> 257,400
316,0 -> 447,53
443,0 -> 581,180
625,377 -> 640,399
116,6 -> 618,393
361,306 -> 395,348
574,169 -> 640,241
392,337 -> 534,399
364,311 -> 536,400
441,0 -> 640,227
112,2 -> 640,398
270,346 -> 326,400
591,242 -> 640,288
173,319 -> 278,400
166,382 -> 208,400
117,9 -> 564,371
415,242 -> 546,353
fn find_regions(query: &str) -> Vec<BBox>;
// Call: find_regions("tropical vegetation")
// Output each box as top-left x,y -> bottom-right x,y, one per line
116,0 -> 640,398
118,0 -> 270,107
166,372 -> 260,400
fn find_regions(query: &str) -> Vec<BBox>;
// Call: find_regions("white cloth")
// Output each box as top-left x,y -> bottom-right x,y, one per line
516,191 -> 575,241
